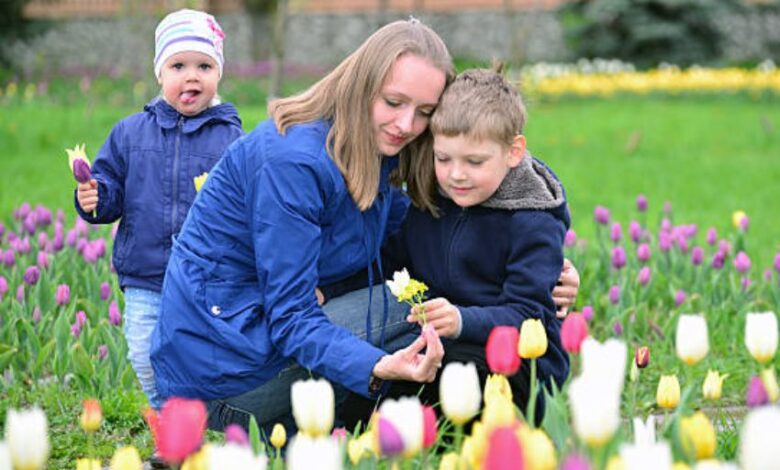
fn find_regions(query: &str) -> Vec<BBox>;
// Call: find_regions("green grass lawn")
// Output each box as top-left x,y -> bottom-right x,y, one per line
2,92 -> 779,264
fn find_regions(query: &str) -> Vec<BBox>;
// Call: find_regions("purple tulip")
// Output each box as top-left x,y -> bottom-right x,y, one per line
676,236 -> 689,254
65,229 -> 77,247
23,266 -> 41,286
637,266 -> 651,286
611,246 -> 626,269
564,229 -> 577,248
83,245 -> 98,264
16,285 -> 24,303
55,284 -> 70,306
0,222 -> 4,239
610,223 -> 622,242
35,205 -> 52,226
594,206 -> 610,225
224,424 -> 250,447
636,194 -> 647,212
609,285 -> 620,305
0,276 -> 8,298
774,253 -> 780,274
660,218 -> 672,232
3,250 -> 15,268
76,238 -> 88,254
613,320 -> 623,336
562,453 -> 593,470
52,233 -> 64,252
765,269 -> 773,282
109,301 -> 122,326
75,310 -> 87,328
629,221 -> 642,243
37,251 -> 49,270
706,227 -> 717,245
7,231 -> 17,243
659,232 -> 672,252
37,232 -> 48,248
98,345 -> 109,361
22,214 -> 36,235
100,282 -> 111,301
674,289 -> 686,306
691,246 -> 704,266
73,158 -> 92,184
91,239 -> 106,258
746,376 -> 769,408
56,209 -> 65,223
582,305 -> 594,322
712,251 -> 726,270
734,251 -> 751,273
739,215 -> 750,231
742,276 -> 752,291
377,416 -> 404,456
14,202 -> 31,221
75,218 -> 89,236
634,243 -> 649,263
70,322 -> 82,337
32,306 -> 41,323
719,239 -> 731,256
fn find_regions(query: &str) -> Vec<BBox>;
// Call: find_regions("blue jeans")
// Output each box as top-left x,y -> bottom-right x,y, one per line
124,287 -> 163,410
205,284 -> 418,438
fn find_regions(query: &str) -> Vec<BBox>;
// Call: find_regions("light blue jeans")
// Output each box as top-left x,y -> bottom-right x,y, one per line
205,284 -> 418,438
124,287 -> 163,410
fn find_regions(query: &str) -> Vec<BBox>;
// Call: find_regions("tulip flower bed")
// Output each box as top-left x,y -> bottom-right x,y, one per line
0,192 -> 779,469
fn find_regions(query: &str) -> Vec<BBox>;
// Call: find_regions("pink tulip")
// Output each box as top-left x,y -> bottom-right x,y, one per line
629,221 -> 642,243
609,286 -> 620,305
36,251 -> 49,269
582,305 -> 594,322
486,326 -> 521,375
674,290 -> 686,306
225,423 -> 249,446
774,253 -> 780,274
155,398 -> 208,464
484,426 -> 524,470
422,405 -> 437,449
564,230 -> 577,248
706,227 -> 717,245
734,251 -> 751,273
561,313 -> 588,354
98,345 -> 108,361
691,246 -> 704,266
32,306 -> 41,323
637,266 -> 651,286
562,453 -> 592,470
377,416 -> 404,457
0,276 -> 8,299
75,310 -> 88,328
747,376 -> 769,408
594,206 -> 610,225
56,284 -> 70,306
16,284 -> 24,303
636,194 -> 647,212
610,223 -> 622,242
100,282 -> 111,301
108,301 -> 122,326
611,246 -> 626,270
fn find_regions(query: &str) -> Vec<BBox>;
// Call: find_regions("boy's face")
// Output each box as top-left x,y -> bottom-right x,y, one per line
433,133 -> 525,208
158,51 -> 220,116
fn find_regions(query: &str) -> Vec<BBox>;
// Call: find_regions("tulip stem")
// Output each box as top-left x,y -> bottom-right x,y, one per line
453,423 -> 464,452
526,358 -> 538,427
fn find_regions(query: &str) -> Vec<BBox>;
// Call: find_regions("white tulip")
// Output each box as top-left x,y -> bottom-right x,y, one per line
286,435 -> 342,470
291,378 -> 334,437
378,396 -> 423,457
568,375 -> 620,447
619,441 -> 672,470
745,312 -> 778,364
0,442 -> 11,470
4,407 -> 49,470
208,443 -> 267,470
580,337 -> 627,394
632,415 -> 656,446
385,269 -> 411,298
740,406 -> 780,470
439,362 -> 481,425
676,314 -> 709,365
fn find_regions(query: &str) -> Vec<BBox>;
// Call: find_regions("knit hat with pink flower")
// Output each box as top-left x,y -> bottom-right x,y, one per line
154,9 -> 225,78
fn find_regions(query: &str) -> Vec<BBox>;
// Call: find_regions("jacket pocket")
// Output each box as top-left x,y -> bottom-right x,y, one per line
202,281 -> 263,320
112,218 -> 134,266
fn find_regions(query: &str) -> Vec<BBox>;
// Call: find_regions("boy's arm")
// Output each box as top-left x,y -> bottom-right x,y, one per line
456,211 -> 566,345
74,124 -> 126,224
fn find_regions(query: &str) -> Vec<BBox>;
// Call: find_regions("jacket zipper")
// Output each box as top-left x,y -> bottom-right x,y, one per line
445,206 -> 468,290
171,116 -> 183,234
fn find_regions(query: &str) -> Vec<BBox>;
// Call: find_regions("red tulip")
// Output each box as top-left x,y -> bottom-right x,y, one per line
422,405 -> 437,449
635,346 -> 650,369
154,398 -> 207,464
486,326 -> 521,375
484,426 -> 524,470
561,313 -> 589,354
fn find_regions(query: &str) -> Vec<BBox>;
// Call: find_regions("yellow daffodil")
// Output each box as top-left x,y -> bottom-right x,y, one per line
702,370 -> 728,401
680,412 -> 717,460
76,458 -> 101,470
519,319 -> 547,359
657,375 -> 681,409
193,172 -> 208,192
109,446 -> 143,470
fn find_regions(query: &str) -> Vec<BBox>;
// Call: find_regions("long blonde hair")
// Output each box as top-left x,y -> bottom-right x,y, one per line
269,19 -> 454,211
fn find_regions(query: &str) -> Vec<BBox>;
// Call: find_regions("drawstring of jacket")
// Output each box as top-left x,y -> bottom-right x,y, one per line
364,189 -> 392,350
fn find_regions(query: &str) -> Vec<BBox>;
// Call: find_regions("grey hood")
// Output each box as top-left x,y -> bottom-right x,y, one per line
481,152 -> 566,210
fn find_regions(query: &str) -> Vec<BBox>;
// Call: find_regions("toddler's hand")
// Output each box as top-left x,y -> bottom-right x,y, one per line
407,297 -> 461,338
77,179 -> 99,213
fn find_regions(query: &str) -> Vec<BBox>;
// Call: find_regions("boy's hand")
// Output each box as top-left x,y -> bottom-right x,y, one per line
315,287 -> 325,306
77,179 -> 99,213
407,297 -> 461,338
553,258 -> 580,318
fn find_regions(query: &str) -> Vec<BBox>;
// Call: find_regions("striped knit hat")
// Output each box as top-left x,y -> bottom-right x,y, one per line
154,9 -> 225,78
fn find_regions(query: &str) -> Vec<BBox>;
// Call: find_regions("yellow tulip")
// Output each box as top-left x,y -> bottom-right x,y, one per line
270,423 -> 287,449
481,395 -> 516,433
180,444 -> 210,470
519,319 -> 547,359
193,172 -> 208,192
76,459 -> 101,470
438,452 -> 460,470
347,438 -> 365,465
469,421 -> 487,465
484,374 -> 513,405
672,463 -> 692,470
460,436 -> 480,470
110,446 -> 143,470
702,370 -> 728,401
79,399 -> 102,433
656,375 -> 681,409
732,210 -> 748,229
519,427 -> 557,470
761,368 -> 780,403
605,455 -> 625,470
680,412 -> 717,460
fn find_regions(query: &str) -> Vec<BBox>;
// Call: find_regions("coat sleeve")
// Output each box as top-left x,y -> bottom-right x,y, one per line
457,211 -> 566,345
74,122 -> 126,224
250,151 -> 386,397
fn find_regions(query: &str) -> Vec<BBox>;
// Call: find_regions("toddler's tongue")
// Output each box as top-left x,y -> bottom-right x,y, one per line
180,91 -> 198,104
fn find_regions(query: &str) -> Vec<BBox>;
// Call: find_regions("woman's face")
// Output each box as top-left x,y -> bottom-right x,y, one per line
371,54 -> 447,156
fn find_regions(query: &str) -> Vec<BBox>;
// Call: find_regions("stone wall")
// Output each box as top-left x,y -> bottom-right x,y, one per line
3,8 -> 778,79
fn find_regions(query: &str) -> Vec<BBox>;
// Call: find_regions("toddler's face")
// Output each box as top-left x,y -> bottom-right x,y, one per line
433,134 -> 525,208
158,51 -> 220,116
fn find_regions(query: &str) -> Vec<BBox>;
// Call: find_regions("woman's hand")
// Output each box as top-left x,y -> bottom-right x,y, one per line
372,325 -> 443,383
553,258 -> 580,318
407,298 -> 461,338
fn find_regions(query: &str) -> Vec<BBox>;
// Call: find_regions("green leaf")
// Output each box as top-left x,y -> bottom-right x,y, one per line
248,415 -> 264,456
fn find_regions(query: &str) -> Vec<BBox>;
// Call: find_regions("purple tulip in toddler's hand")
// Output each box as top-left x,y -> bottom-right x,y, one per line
66,144 -> 96,216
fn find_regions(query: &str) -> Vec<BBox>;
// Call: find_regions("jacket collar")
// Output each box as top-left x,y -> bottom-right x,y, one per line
144,96 -> 242,133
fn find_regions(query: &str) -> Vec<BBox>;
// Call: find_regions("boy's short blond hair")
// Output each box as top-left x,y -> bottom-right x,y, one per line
430,65 -> 526,147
